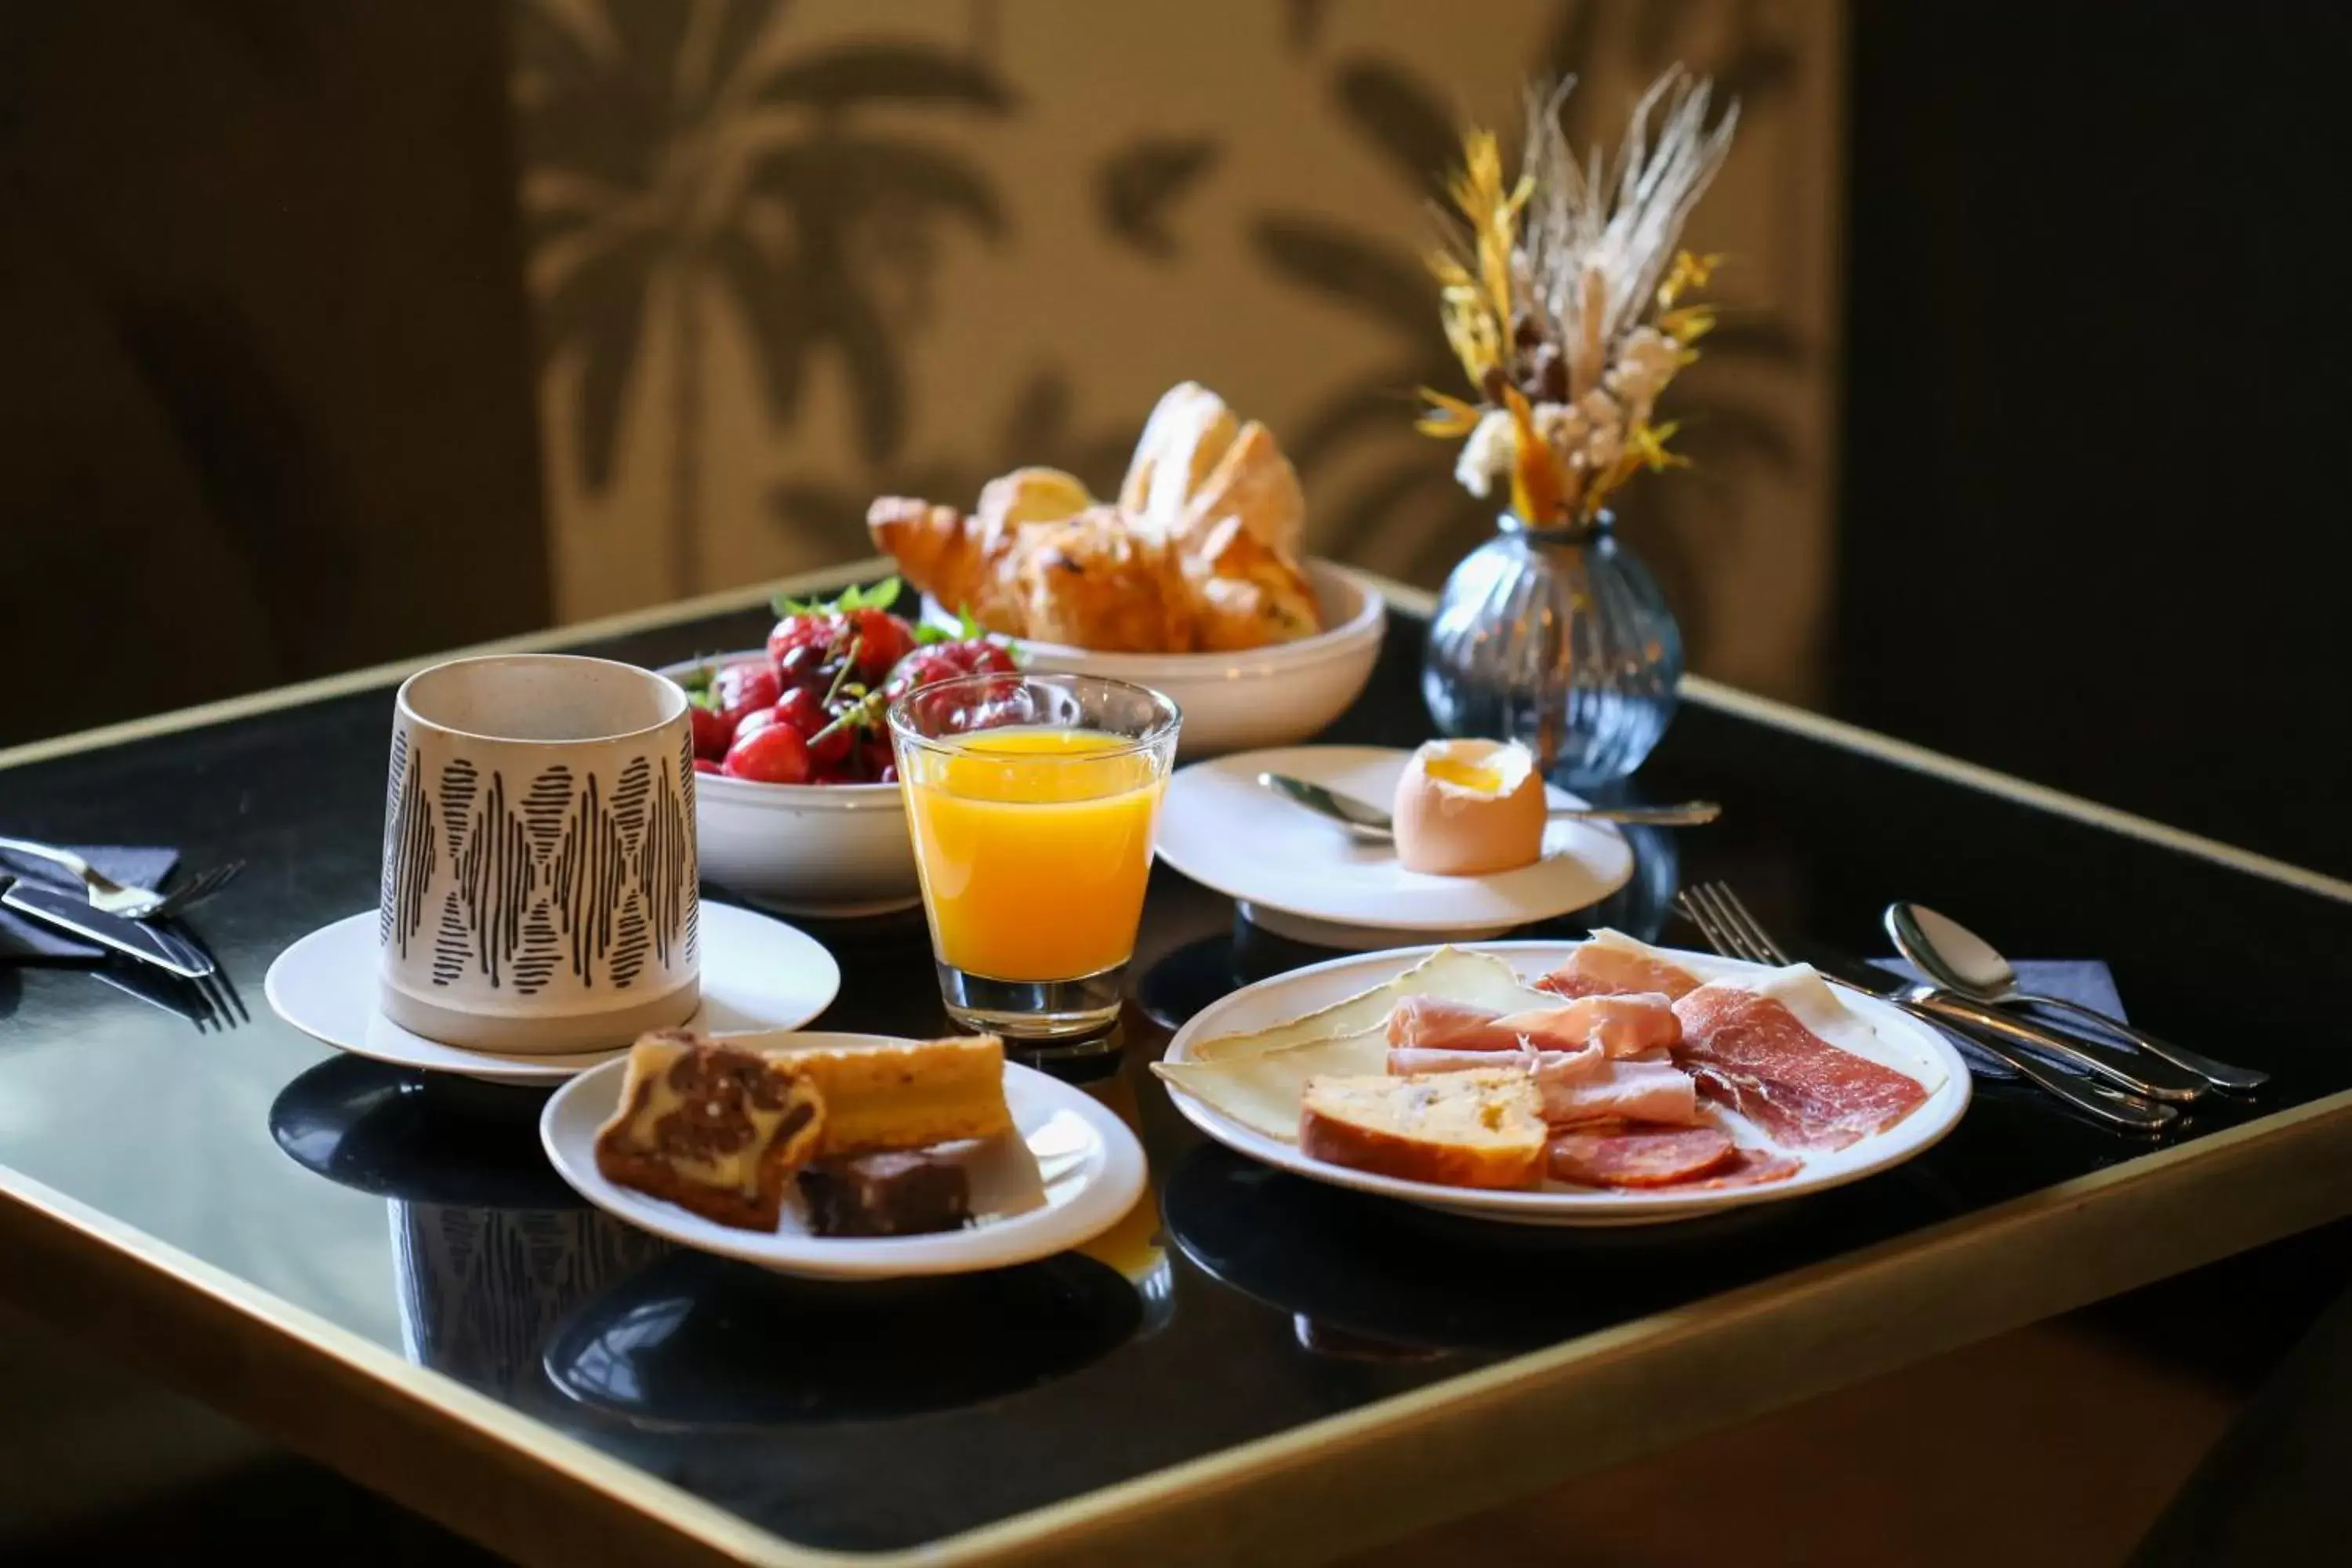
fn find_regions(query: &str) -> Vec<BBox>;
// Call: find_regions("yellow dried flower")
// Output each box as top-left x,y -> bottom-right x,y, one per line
1415,388 -> 1486,438
1502,384 -> 1568,524
1657,251 -> 1723,311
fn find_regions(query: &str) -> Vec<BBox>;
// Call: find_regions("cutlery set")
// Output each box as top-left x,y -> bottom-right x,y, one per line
1674,882 -> 2265,1131
1,837 -> 244,1024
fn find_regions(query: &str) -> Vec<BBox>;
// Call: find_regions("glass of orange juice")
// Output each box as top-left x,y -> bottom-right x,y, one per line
888,673 -> 1181,1040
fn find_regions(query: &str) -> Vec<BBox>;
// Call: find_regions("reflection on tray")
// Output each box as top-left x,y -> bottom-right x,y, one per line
394,1203 -> 667,1398
542,1250 -> 1145,1429
268,1054 -> 574,1208
1161,1142 -> 1938,1357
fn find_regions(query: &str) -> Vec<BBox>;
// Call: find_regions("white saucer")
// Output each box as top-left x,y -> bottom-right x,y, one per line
1155,746 -> 1637,948
541,1036 -> 1149,1279
265,903 -> 842,1085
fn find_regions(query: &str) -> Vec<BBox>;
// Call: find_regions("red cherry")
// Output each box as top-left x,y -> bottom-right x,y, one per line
883,637 -> 1019,699
768,612 -> 844,673
721,724 -> 811,785
775,641 -> 829,695
772,688 -> 827,737
688,703 -> 735,760
733,706 -> 779,742
692,757 -> 722,775
807,720 -> 854,771
713,660 -> 782,728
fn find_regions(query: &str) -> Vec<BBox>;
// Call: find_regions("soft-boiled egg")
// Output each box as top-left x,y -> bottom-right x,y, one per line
1391,739 -> 1547,876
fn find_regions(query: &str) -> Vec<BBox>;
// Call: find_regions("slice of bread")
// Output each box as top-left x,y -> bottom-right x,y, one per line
1298,1070 -> 1546,1189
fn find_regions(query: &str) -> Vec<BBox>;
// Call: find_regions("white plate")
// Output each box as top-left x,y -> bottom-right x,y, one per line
1156,746 -> 1637,947
540,1036 -> 1149,1279
265,904 -> 843,1085
1159,940 -> 1972,1227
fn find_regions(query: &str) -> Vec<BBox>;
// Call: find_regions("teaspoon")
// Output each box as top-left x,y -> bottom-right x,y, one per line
1258,773 -> 1722,837
1885,902 -> 2267,1091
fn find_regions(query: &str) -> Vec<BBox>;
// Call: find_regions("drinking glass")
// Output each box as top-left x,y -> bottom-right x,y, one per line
888,673 -> 1181,1040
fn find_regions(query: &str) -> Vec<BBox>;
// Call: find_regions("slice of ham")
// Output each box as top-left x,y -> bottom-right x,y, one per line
1538,943 -> 1702,1000
1386,995 -> 1529,1053
1386,993 -> 1681,1057
1515,994 -> 1680,1057
1548,1122 -> 1737,1187
1388,1045 -> 1536,1076
1671,982 -> 1929,1151
1533,1051 -> 1700,1127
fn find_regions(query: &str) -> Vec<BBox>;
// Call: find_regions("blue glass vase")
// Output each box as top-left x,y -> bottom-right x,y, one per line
1421,510 -> 1682,789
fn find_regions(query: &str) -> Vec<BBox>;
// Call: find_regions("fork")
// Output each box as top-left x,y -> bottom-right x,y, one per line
1673,882 -> 2178,1133
0,837 -> 245,920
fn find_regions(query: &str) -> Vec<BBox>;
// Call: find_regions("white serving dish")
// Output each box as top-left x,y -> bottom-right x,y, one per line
655,653 -> 919,919
924,560 -> 1385,759
1159,940 -> 1971,1227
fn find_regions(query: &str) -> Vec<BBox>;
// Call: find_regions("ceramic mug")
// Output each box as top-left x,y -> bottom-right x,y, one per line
379,654 -> 700,1053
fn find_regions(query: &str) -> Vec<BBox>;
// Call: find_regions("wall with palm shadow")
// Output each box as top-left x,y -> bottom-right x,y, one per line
521,0 -> 1849,702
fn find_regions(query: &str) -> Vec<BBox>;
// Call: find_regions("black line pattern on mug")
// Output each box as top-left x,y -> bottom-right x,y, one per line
386,750 -> 695,993
382,731 -> 437,960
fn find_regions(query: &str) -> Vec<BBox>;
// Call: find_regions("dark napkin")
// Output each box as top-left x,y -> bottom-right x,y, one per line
1871,956 -> 2125,1080
0,846 -> 180,962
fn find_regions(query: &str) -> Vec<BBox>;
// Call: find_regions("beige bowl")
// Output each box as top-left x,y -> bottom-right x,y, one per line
923,560 -> 1385,759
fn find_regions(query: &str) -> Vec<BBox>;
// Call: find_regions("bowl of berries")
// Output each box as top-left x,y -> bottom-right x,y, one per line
662,579 -> 1018,918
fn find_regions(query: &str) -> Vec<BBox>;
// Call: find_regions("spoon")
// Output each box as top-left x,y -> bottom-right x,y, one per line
1886,902 -> 2267,1092
1258,773 -> 1722,837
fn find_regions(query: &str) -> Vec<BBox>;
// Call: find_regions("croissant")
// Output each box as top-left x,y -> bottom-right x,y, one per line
1183,514 -> 1324,652
978,466 -> 1093,534
871,382 -> 1323,654
1121,382 -> 1240,536
1011,507 -> 1196,652
1176,419 -> 1306,560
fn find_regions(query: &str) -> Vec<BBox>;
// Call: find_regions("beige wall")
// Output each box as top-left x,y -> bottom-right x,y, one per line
519,0 -> 1844,699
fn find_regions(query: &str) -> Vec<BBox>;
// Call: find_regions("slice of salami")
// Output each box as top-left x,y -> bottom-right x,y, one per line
1546,1122 -> 1738,1188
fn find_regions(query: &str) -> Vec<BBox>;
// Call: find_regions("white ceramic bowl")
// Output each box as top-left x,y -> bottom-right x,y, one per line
655,654 -> 919,919
923,560 -> 1385,759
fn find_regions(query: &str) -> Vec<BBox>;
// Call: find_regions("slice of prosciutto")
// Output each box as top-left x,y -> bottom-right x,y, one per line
1385,995 -> 1529,1053
1537,935 -> 1703,1001
1548,1122 -> 1737,1188
1532,1051 -> 1700,1127
1388,1045 -> 1536,1076
1671,981 -> 1929,1151
1386,993 -> 1680,1057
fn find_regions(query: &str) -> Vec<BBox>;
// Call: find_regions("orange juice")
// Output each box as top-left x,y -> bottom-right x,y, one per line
899,727 -> 1165,982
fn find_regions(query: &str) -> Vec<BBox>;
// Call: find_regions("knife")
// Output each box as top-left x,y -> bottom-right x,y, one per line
2,879 -> 216,979
1791,941 -> 2196,1109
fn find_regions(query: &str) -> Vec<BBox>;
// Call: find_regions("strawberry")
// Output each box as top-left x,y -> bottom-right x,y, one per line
721,724 -> 811,785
